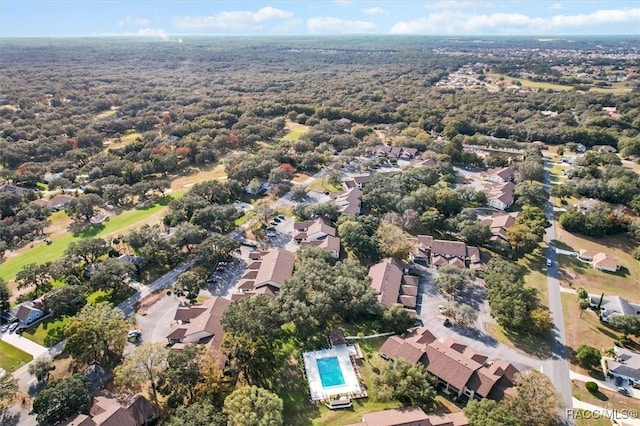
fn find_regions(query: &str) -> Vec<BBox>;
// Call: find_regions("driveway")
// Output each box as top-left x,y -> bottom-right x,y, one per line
134,294 -> 180,344
416,266 -> 547,373
0,331 -> 48,359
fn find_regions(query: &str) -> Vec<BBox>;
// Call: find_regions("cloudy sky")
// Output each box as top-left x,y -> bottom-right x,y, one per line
1,1 -> 639,37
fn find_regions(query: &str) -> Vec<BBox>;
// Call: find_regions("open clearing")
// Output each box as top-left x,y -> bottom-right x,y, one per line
554,219 -> 639,303
104,131 -> 142,150
1,200 -> 172,287
170,163 -> 227,190
0,340 -> 33,372
486,73 -> 632,94
282,120 -> 310,141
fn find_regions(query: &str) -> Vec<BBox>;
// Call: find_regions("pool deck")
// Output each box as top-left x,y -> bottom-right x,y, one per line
303,345 -> 363,402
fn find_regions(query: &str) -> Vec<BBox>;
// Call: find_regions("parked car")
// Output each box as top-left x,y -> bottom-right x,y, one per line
216,265 -> 225,272
128,330 -> 141,339
276,215 -> 285,220
617,387 -> 630,396
443,318 -> 452,327
615,376 -> 623,387
9,322 -> 19,332
546,259 -> 552,267
266,226 -> 276,232
1,324 -> 8,332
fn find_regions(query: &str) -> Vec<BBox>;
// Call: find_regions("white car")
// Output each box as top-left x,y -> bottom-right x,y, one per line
546,259 -> 552,267
9,322 -> 19,332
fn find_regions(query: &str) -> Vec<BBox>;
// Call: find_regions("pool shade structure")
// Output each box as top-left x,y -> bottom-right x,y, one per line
303,346 -> 362,402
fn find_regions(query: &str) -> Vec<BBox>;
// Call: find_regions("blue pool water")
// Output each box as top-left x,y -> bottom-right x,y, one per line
317,356 -> 345,388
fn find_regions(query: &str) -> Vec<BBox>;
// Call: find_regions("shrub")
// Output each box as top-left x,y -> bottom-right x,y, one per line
632,246 -> 640,261
585,382 -> 598,393
576,287 -> 588,299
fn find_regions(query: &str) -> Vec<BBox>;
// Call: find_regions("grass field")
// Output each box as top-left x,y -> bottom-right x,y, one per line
1,199 -> 172,287
21,316 -> 70,346
282,120 -> 310,141
554,220 -> 639,303
486,73 -> 574,91
574,410 -> 613,426
486,73 -> 631,94
518,248 -> 549,304
0,340 -> 33,372
487,323 -> 552,359
170,163 -> 227,190
308,177 -> 341,193
104,131 -> 141,149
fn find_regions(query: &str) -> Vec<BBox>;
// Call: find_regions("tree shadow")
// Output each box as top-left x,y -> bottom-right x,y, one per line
0,411 -> 21,426
71,223 -> 105,238
271,360 -> 321,425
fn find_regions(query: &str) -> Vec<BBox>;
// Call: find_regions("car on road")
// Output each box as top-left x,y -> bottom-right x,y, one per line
9,322 -> 19,332
615,376 -> 623,387
546,259 -> 552,267
1,324 -> 8,332
618,387 -> 630,396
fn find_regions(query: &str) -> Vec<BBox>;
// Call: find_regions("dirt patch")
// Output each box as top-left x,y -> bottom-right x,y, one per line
136,291 -> 169,316
292,173 -> 311,183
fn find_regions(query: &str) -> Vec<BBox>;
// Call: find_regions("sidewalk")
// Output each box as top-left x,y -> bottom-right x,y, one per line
0,331 -> 48,358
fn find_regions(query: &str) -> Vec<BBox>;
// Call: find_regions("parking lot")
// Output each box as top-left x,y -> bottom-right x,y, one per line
202,257 -> 247,297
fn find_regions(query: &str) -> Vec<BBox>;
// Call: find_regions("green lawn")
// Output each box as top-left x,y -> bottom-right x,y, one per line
486,73 -> 574,91
0,340 -> 33,372
308,178 -> 342,193
281,121 -> 310,141
21,316 -> 70,347
1,199 -> 173,287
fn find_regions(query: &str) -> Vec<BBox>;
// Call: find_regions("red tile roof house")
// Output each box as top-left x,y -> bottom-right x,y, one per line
346,406 -> 469,426
233,248 -> 295,299
485,166 -> 515,183
368,258 -> 420,315
166,296 -> 231,366
294,217 -> 341,258
61,393 -> 157,426
481,212 -> 520,243
331,187 -> 363,215
342,172 -> 373,189
409,235 -> 484,272
380,329 -> 519,402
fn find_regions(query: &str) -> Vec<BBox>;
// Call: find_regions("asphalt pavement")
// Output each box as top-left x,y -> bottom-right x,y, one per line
542,157 -> 574,422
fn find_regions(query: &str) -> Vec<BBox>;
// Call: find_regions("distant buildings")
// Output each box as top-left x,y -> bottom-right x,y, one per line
33,194 -> 74,211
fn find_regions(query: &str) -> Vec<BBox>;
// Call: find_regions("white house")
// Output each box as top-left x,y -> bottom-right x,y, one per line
589,294 -> 640,322
486,167 -> 515,183
608,346 -> 640,387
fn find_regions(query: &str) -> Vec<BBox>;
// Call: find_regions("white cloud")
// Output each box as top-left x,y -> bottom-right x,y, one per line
390,7 -> 640,34
426,0 -> 493,10
549,3 -> 564,10
362,7 -> 387,16
137,28 -> 167,36
118,16 -> 150,27
172,7 -> 293,32
308,17 -> 377,33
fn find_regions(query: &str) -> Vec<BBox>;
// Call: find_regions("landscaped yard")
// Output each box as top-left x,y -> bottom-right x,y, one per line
21,316 -> 70,346
487,323 -> 552,359
554,221 -> 639,303
0,340 -> 33,372
104,131 -> 141,149
572,379 -> 640,413
561,292 -> 638,373
308,177 -> 342,193
170,163 -> 227,191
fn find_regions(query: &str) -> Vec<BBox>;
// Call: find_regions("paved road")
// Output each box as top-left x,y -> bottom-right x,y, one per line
542,157 -> 573,422
118,258 -> 195,317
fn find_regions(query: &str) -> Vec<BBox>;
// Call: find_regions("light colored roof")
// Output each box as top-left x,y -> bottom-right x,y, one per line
488,166 -> 515,180
431,239 -> 467,258
90,397 -> 137,426
368,258 -> 404,306
61,414 -> 98,426
592,252 -> 620,270
253,248 -> 295,289
361,406 -> 429,426
305,217 -> 336,237
579,249 -> 598,259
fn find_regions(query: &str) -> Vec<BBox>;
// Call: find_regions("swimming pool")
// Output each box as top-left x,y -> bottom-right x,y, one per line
317,356 -> 345,388
302,346 -> 363,401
